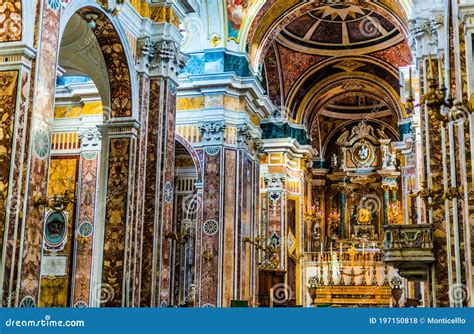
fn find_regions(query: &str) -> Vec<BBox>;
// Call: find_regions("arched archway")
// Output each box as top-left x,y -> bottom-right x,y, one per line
245,0 -> 411,69
251,0 -> 413,307
171,135 -> 202,306
32,2 -> 140,308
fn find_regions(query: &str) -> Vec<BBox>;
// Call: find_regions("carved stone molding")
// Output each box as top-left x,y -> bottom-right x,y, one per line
264,174 -> 286,191
236,124 -> 252,149
137,38 -> 187,80
78,127 -> 102,150
199,121 -> 226,146
460,3 -> 474,27
409,16 -> 444,59
253,139 -> 265,155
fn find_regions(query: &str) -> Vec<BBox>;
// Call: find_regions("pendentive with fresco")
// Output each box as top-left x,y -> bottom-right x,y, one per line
0,0 -> 472,308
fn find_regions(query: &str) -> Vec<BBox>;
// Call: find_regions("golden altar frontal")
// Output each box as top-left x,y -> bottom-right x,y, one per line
315,285 -> 392,307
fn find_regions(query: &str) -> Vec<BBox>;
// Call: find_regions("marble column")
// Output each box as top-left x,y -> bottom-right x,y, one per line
0,1 -> 62,307
0,45 -> 34,307
97,123 -> 139,307
460,5 -> 474,307
73,127 -> 102,307
135,38 -> 184,307
195,121 -> 260,307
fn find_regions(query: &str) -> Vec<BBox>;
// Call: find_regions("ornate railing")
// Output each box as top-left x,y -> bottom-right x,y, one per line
305,251 -> 384,264
383,224 -> 435,281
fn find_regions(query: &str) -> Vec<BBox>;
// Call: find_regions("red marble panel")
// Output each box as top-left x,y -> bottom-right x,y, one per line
101,137 -> 131,307
159,81 -> 177,306
263,43 -> 283,107
200,149 -> 221,306
72,154 -> 99,306
18,2 -> 60,305
77,7 -> 131,118
132,74 -> 149,306
140,78 -> 160,306
276,43 -> 326,98
238,153 -> 252,299
193,192 -> 203,306
370,40 -> 411,68
222,149 -> 236,306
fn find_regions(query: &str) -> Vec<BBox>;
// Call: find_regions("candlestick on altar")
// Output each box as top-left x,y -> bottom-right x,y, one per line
270,288 -> 274,307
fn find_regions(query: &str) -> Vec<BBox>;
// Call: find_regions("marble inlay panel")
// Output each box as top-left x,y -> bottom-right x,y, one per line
0,1 -> 22,42
102,138 -> 131,307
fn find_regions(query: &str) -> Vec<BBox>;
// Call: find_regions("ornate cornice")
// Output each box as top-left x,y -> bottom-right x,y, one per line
137,38 -> 187,80
199,121 -> 226,146
408,13 -> 444,58
236,124 -> 252,149
264,174 -> 286,190
78,127 -> 102,150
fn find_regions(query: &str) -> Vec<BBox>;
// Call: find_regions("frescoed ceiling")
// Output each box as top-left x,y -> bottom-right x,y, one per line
277,4 -> 404,56
256,1 -> 412,152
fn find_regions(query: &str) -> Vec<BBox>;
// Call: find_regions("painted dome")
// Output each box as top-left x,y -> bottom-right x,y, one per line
278,3 -> 403,56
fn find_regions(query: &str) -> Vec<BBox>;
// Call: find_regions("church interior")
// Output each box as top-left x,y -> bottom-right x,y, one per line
0,0 -> 473,308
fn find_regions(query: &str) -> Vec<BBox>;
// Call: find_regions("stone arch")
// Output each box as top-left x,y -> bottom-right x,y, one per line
244,0 -> 410,69
176,134 -> 203,183
59,2 -> 139,120
296,72 -> 406,128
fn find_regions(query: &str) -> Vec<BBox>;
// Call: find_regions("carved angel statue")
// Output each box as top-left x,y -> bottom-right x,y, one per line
331,153 -> 339,169
382,146 -> 389,168
349,120 -> 375,141
383,147 -> 397,169
389,151 -> 397,168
